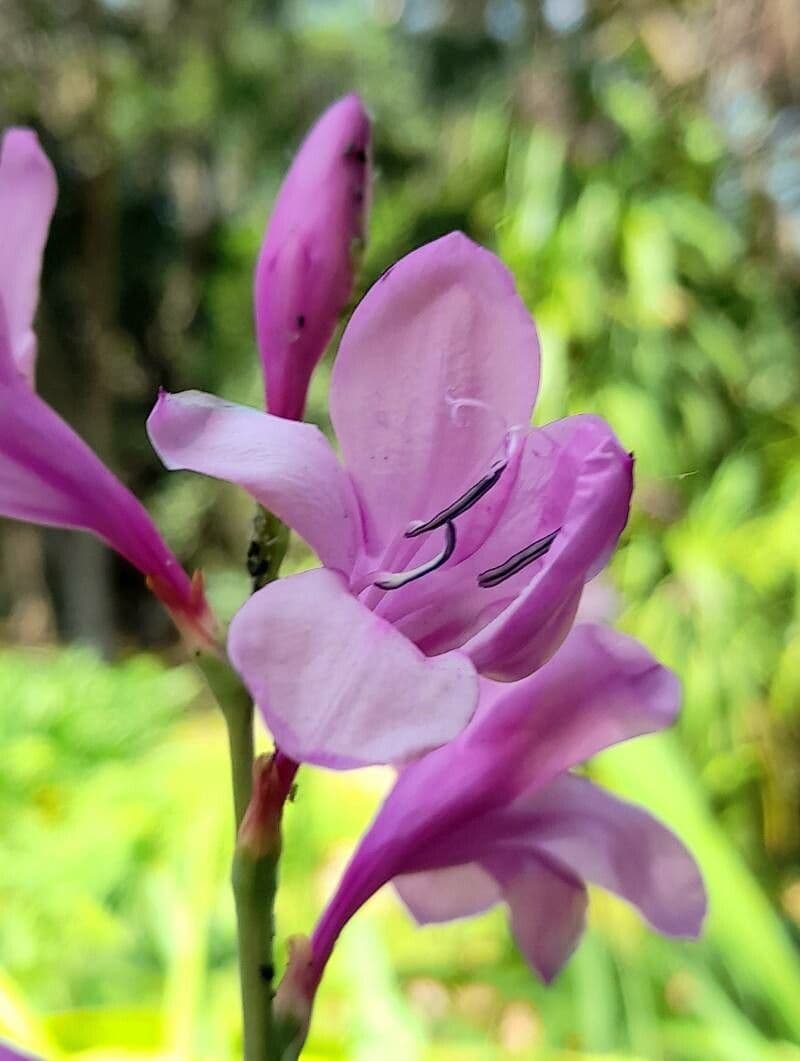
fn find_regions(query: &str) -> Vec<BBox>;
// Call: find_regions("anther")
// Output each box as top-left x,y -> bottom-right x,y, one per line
374,521 -> 457,590
477,528 -> 560,588
405,462 -> 507,539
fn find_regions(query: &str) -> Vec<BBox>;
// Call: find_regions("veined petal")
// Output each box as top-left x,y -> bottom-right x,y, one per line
394,863 -> 501,925
255,94 -> 371,419
462,416 -> 633,679
0,128 -> 57,384
494,852 -> 587,983
227,568 -> 479,769
330,233 -> 540,555
511,774 -> 706,938
147,389 -> 362,574
0,372 -> 212,644
468,624 -> 680,797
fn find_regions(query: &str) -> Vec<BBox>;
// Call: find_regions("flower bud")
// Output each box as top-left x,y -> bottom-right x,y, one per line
254,94 -> 371,421
237,752 -> 295,858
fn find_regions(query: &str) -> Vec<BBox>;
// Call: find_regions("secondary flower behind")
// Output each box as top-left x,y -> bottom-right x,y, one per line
273,624 -> 706,1046
0,128 -> 214,648
149,232 -> 633,767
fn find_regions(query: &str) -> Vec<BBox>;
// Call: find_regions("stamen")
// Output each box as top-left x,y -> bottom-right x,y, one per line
374,521 -> 457,590
477,528 -> 561,588
405,461 -> 507,539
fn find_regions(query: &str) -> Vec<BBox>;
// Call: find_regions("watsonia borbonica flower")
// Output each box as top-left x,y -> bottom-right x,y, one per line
148,232 -> 633,767
273,624 -> 705,1041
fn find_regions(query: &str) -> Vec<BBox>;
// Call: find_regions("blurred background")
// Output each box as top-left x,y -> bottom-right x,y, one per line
1,0 -> 799,1057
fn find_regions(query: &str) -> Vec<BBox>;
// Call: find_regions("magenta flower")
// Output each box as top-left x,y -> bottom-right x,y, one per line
306,624 -> 705,996
255,94 -> 371,420
148,233 -> 633,766
0,128 -> 215,647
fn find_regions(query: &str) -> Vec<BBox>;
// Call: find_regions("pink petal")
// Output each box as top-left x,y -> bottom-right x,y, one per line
147,389 -> 361,574
461,416 -> 633,679
516,774 -> 706,938
470,624 -> 680,794
0,369 -> 210,642
227,568 -> 479,768
0,128 -> 57,384
496,853 -> 587,983
377,415 -> 629,674
255,94 -> 371,420
330,232 -> 540,556
394,863 -> 501,924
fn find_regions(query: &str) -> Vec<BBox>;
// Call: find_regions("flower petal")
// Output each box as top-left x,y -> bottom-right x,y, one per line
514,774 -> 706,938
255,94 -> 371,419
0,128 -> 57,384
227,567 -> 479,768
394,864 -> 501,925
0,370 -> 208,637
147,389 -> 361,574
330,232 -> 540,555
495,852 -> 587,983
468,624 -> 680,796
461,416 -> 633,679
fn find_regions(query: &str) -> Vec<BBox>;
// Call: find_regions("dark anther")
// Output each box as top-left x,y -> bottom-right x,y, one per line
247,541 -> 268,579
296,314 -> 306,329
375,521 -> 457,590
259,962 -> 274,982
405,461 -> 507,539
477,528 -> 561,588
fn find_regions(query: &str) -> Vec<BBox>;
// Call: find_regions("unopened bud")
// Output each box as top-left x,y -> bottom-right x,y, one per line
237,753 -> 295,858
254,94 -> 371,421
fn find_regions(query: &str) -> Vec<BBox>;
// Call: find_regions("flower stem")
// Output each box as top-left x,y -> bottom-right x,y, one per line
196,505 -> 292,1059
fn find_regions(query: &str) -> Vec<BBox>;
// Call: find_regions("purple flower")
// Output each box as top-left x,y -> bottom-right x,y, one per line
148,233 -> 633,766
0,128 -> 215,648
255,94 -> 371,420
306,624 -> 705,995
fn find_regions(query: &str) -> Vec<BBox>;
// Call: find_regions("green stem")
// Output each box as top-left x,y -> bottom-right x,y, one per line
232,848 -> 279,1060
195,505 -> 290,1060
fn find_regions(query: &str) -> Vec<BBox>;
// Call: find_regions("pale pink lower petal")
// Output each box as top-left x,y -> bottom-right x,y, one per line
227,568 -> 479,768
330,232 -> 540,554
394,863 -> 501,925
514,774 -> 706,938
0,129 -> 57,384
495,852 -> 588,983
147,389 -> 361,574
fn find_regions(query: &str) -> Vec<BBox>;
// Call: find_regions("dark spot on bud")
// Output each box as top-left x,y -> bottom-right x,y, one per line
345,143 -> 367,164
296,314 -> 306,329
